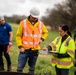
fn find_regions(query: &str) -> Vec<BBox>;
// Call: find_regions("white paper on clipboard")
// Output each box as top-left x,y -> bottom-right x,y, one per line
39,50 -> 48,54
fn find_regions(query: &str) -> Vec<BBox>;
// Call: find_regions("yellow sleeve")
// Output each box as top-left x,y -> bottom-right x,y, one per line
49,36 -> 60,51
16,21 -> 23,47
67,39 -> 75,58
42,23 -> 48,40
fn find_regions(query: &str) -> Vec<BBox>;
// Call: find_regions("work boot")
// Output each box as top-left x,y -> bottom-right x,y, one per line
7,65 -> 11,71
17,67 -> 23,72
17,69 -> 23,72
28,71 -> 34,75
0,66 -> 4,71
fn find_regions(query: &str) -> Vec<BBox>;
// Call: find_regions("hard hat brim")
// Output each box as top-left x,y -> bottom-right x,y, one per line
30,14 -> 39,18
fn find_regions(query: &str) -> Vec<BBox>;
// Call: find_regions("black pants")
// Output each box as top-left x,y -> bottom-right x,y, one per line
0,44 -> 11,67
55,66 -> 69,75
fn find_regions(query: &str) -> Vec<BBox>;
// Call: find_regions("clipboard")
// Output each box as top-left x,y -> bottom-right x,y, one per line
6,45 -> 10,53
39,50 -> 48,54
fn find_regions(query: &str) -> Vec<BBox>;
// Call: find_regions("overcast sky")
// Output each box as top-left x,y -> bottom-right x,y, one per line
0,0 -> 65,18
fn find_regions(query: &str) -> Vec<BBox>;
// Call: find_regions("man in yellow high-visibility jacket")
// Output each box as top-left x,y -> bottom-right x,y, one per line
16,7 -> 48,75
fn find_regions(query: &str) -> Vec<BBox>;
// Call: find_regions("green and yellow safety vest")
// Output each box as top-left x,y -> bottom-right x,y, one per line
49,36 -> 75,69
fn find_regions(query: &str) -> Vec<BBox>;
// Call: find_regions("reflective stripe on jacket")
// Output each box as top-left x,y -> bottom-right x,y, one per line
50,36 -> 75,69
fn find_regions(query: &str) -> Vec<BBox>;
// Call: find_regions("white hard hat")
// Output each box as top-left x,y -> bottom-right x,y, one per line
0,16 -> 4,20
30,7 -> 40,18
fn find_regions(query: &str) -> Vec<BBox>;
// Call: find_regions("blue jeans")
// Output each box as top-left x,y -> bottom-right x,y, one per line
55,66 -> 69,75
17,50 -> 39,72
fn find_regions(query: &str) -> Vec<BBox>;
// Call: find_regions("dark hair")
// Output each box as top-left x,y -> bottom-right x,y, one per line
60,24 -> 72,37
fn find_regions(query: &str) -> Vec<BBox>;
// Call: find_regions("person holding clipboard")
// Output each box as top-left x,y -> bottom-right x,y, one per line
43,24 -> 75,75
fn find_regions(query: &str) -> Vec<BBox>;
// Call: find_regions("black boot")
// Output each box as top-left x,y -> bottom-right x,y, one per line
17,69 -> 23,72
28,68 -> 35,75
17,67 -> 23,72
7,65 -> 11,71
0,65 -> 4,71
28,71 -> 34,75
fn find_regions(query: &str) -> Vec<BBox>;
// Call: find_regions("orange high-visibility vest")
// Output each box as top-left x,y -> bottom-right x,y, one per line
21,19 -> 42,49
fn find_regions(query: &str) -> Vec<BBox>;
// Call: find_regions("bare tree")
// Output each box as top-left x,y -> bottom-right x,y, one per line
42,0 -> 76,30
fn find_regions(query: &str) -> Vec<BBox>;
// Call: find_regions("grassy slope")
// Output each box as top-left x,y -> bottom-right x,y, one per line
3,23 -> 75,75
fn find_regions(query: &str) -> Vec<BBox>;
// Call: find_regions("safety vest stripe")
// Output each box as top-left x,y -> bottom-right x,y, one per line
56,36 -> 61,44
24,20 -> 26,28
51,59 -> 56,64
67,49 -> 74,55
23,33 -> 41,38
24,33 -> 32,37
23,41 -> 33,44
65,37 -> 71,46
39,21 -> 42,34
50,36 -> 60,51
50,42 -> 56,51
23,41 -> 39,44
34,42 -> 39,44
34,34 -> 41,38
58,60 -> 72,66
